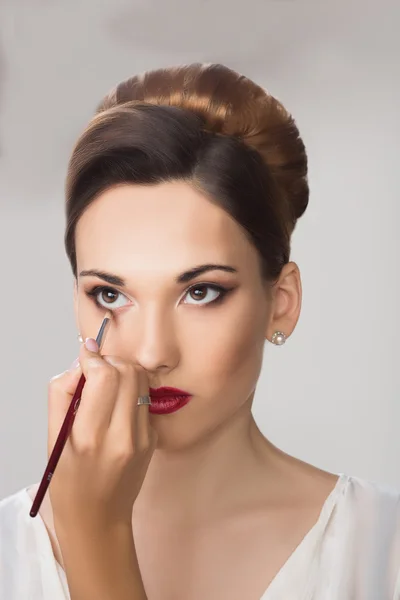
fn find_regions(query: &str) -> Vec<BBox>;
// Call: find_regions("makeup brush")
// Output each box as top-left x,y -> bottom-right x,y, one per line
29,311 -> 113,518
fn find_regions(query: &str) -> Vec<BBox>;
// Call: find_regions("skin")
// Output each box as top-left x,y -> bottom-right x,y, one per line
29,180 -> 338,599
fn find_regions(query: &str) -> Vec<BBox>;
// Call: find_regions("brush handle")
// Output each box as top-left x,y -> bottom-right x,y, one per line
29,373 -> 87,517
29,314 -> 110,518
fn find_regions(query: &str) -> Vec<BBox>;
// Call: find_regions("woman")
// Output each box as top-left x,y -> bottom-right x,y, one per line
0,63 -> 399,600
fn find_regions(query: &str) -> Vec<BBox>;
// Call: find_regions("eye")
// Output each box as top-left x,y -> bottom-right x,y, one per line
85,283 -> 232,311
86,286 -> 130,311
182,284 -> 229,306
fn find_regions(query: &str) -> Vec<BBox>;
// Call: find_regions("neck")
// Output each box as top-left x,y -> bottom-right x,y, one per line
133,398 -> 280,524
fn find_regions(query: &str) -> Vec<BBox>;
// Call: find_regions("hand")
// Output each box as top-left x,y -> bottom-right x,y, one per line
47,338 -> 158,533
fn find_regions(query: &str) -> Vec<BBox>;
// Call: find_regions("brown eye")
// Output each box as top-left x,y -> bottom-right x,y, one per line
183,284 -> 224,306
190,286 -> 207,300
100,289 -> 118,304
86,286 -> 130,311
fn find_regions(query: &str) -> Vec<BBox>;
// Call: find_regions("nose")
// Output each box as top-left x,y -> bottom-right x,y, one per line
130,307 -> 179,373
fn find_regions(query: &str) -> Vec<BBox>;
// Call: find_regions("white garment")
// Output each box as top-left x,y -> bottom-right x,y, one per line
0,474 -> 399,599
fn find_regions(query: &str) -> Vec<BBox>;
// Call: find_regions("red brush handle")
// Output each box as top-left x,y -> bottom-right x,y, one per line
29,373 -> 86,517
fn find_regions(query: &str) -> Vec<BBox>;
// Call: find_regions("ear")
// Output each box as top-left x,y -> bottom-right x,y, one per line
266,262 -> 302,342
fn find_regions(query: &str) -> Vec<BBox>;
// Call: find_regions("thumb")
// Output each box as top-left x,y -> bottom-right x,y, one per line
47,361 -> 83,455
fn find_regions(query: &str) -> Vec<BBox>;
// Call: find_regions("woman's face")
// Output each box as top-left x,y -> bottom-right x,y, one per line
73,181 -> 272,449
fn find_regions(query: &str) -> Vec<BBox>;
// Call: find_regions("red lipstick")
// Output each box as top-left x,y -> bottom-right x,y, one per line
149,387 -> 192,415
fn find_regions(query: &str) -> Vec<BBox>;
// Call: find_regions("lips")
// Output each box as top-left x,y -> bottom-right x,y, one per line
149,386 -> 190,397
148,387 -> 192,415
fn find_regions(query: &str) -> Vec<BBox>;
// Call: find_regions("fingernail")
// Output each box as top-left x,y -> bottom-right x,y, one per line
85,337 -> 99,352
69,358 -> 80,370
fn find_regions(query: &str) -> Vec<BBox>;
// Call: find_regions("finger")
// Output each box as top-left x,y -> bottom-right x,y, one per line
71,339 -> 119,447
47,362 -> 83,455
103,355 -> 139,443
135,367 -> 157,453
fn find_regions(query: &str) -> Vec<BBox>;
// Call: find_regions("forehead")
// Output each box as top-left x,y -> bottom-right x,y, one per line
75,181 -> 257,275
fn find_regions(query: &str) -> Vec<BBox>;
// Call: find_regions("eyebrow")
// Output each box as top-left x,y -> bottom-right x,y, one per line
79,264 -> 238,287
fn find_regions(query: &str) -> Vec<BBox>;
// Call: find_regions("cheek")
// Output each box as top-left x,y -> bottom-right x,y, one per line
199,307 -> 267,400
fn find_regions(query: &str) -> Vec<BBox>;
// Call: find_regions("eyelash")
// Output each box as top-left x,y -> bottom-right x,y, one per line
85,283 -> 233,312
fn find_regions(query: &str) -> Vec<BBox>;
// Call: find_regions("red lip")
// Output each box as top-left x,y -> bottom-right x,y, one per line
148,388 -> 192,415
149,386 -> 190,397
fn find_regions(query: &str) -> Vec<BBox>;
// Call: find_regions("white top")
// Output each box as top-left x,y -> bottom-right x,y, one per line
0,473 -> 399,599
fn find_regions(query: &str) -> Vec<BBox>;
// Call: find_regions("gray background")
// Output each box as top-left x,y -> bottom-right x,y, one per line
0,0 -> 399,499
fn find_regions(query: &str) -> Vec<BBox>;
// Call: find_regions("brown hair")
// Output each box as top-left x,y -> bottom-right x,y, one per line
65,63 -> 309,282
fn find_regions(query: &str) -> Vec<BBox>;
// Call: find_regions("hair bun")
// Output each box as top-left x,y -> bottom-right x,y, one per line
98,63 -> 309,224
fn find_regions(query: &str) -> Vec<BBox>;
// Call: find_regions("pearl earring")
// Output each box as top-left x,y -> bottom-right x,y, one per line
77,333 -> 83,343
271,331 -> 286,345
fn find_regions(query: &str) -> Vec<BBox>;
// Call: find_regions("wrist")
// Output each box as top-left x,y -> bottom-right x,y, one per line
56,521 -> 147,600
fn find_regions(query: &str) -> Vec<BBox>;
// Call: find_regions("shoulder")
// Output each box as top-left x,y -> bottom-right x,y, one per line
342,473 -> 400,513
0,486 -> 33,549
338,473 -> 400,535
337,474 -> 400,596
0,485 -> 46,562
0,485 -> 65,600
302,473 -> 400,597
0,486 -> 29,523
